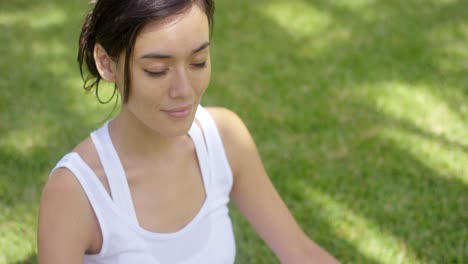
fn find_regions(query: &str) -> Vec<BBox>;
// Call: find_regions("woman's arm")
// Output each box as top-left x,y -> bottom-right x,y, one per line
208,107 -> 339,264
37,168 -> 97,264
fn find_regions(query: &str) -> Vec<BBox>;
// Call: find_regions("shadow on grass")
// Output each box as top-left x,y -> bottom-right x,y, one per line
0,0 -> 112,262
302,0 -> 468,119
0,0 -> 99,197
285,104 -> 468,263
211,0 -> 467,263
1,0 -> 467,263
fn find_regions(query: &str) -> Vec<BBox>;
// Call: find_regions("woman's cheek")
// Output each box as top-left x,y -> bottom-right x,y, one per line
196,66 -> 212,94
133,71 -> 168,97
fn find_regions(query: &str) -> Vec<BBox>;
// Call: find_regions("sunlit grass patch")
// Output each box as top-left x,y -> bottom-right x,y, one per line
304,189 -> 422,264
260,1 -> 331,38
382,126 -> 468,184
0,204 -> 37,263
0,5 -> 65,29
373,82 -> 467,144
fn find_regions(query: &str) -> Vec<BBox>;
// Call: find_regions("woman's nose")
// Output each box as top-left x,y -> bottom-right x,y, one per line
168,68 -> 192,99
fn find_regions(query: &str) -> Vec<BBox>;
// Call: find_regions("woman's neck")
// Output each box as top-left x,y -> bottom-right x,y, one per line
108,108 -> 191,161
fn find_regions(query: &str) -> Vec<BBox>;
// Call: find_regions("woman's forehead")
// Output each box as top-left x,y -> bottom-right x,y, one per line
134,5 -> 209,57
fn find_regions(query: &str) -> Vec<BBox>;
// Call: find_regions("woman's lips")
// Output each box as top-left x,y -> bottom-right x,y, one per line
161,105 -> 192,118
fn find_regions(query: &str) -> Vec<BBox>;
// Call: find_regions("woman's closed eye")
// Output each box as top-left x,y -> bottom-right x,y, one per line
191,61 -> 206,68
144,68 -> 168,77
143,61 -> 206,77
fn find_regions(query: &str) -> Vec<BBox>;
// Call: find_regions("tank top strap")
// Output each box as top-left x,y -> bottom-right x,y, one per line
194,106 -> 233,185
194,106 -> 224,156
188,122 -> 212,194
90,122 -> 140,226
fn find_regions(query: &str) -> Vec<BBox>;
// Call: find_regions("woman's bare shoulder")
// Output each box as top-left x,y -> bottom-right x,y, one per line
204,107 -> 254,175
204,107 -> 246,134
38,136 -> 104,260
39,166 -> 95,260
41,166 -> 92,223
41,134 -> 104,231
204,107 -> 246,147
43,135 -> 98,222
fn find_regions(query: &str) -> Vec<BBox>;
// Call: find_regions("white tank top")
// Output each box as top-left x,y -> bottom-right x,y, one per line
50,105 -> 236,264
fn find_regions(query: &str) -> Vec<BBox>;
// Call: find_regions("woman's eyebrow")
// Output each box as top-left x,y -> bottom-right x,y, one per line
192,41 -> 210,54
139,41 -> 210,60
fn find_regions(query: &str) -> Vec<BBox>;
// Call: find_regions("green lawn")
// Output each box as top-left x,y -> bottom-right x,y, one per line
1,0 -> 467,263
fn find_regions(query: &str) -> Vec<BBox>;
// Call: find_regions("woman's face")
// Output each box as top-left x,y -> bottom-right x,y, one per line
114,4 -> 211,137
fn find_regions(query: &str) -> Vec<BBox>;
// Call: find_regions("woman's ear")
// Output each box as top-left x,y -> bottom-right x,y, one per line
94,43 -> 117,82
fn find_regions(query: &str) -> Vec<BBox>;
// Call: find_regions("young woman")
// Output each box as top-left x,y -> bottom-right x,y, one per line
38,0 -> 339,263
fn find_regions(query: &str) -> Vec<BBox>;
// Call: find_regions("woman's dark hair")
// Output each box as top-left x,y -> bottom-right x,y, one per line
77,0 -> 214,104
